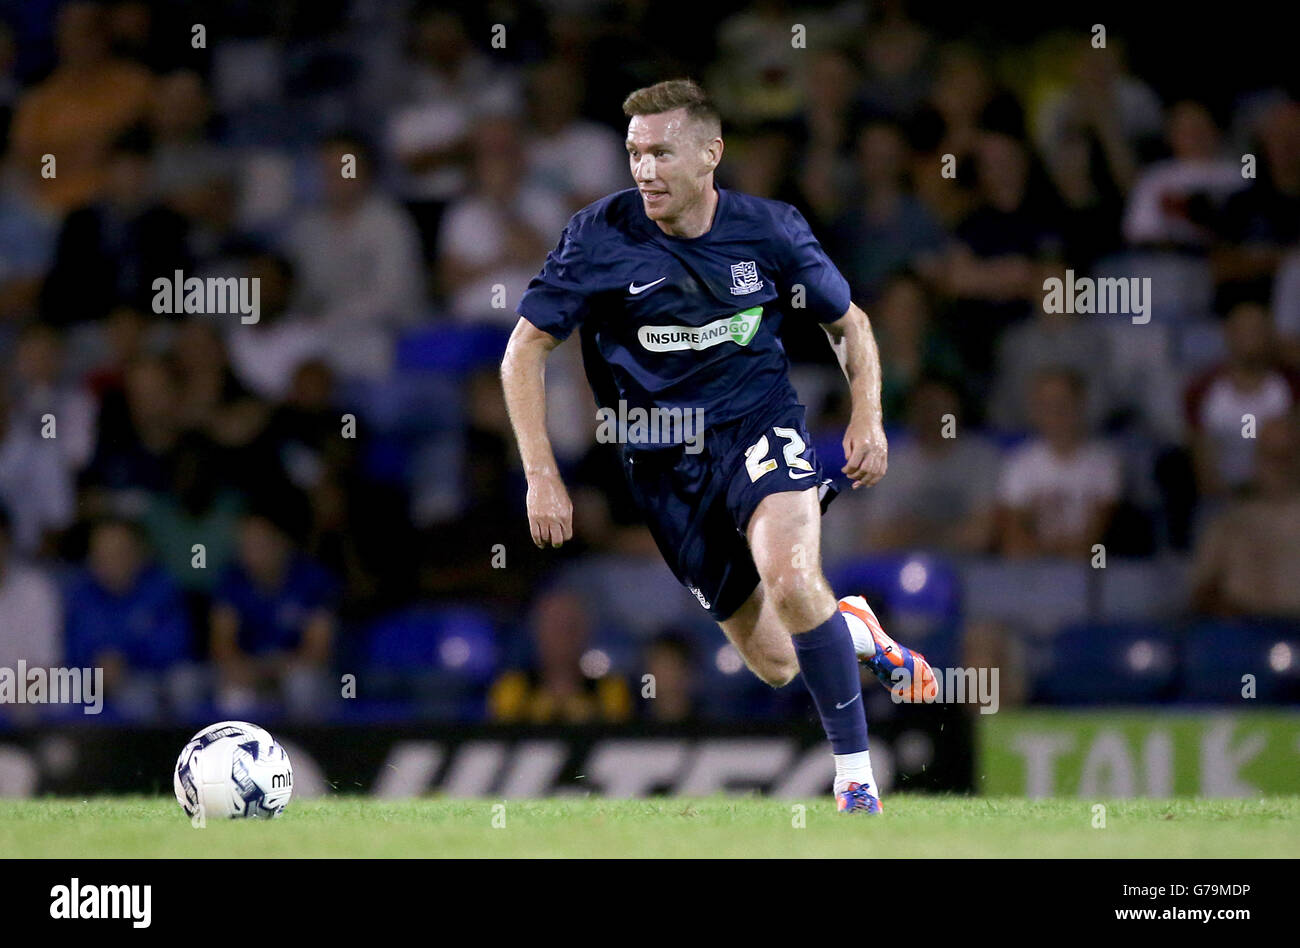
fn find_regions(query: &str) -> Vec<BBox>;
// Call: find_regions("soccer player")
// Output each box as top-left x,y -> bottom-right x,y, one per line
500,79 -> 935,812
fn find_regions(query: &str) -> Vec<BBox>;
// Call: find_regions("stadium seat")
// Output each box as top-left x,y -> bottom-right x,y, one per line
1034,620 -> 1179,704
1097,557 -> 1192,621
1181,618 -> 1300,704
557,556 -> 703,644
829,553 -> 962,669
336,373 -> 464,436
360,606 -> 500,719
364,605 -> 498,678
961,559 -> 1090,637
394,324 -> 512,374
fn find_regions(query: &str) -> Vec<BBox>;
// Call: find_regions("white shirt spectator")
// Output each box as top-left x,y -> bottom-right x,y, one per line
1273,248 -> 1300,344
10,381 -> 97,472
999,439 -> 1122,546
869,434 -> 1002,531
0,561 -> 62,669
386,56 -> 521,202
224,315 -> 328,402
437,186 -> 569,325
0,430 -> 74,556
1123,158 -> 1247,246
285,193 -> 425,376
527,121 -> 628,209
1187,370 -> 1298,489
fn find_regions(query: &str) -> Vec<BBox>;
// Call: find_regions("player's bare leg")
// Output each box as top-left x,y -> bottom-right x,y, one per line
718,584 -> 799,687
743,488 -> 880,812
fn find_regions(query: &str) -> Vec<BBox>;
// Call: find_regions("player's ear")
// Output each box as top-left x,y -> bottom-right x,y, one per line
704,136 -> 723,172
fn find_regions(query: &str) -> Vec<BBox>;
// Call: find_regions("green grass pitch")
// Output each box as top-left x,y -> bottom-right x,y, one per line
2,796 -> 1298,857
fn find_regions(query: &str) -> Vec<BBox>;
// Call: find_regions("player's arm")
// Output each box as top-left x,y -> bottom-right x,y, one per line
501,316 -> 574,548
823,302 -> 888,489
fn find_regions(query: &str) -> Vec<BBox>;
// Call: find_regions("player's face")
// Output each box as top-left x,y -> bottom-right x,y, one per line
626,110 -> 719,223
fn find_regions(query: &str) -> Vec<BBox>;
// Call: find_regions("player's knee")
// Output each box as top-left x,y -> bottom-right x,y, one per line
753,650 -> 799,688
765,568 -> 832,627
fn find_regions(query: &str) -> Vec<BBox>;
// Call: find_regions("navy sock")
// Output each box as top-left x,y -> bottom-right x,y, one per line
792,609 -> 869,755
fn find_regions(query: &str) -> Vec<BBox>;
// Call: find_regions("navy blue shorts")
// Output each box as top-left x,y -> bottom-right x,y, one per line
620,403 -> 839,622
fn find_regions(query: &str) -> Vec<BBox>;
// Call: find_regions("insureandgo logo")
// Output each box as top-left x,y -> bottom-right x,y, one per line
0,663 -> 103,714
50,879 -> 151,928
638,307 -> 762,352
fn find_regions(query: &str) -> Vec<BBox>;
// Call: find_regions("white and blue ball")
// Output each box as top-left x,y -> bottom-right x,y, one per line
174,721 -> 293,821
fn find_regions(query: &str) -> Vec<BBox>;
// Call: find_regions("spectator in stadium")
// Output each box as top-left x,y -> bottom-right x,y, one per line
284,133 -> 425,378
1191,412 -> 1300,617
707,0 -> 808,125
997,367 -> 1122,558
830,122 -> 946,304
869,271 -> 965,425
1039,107 -> 1128,273
7,0 -> 153,213
939,129 -> 1064,381
83,305 -> 152,401
210,508 -> 339,720
8,322 -> 97,473
81,352 -> 182,510
1185,301 -> 1300,498
437,115 -> 568,325
0,382 -> 74,558
794,47 -> 864,226
1123,100 -> 1247,249
241,358 -> 380,606
718,122 -> 801,206
523,59 -> 626,213
1274,247 -> 1300,369
383,7 -> 521,258
39,125 -> 193,326
570,439 -> 660,559
0,160 -> 58,324
0,505 -> 62,703
1033,39 -> 1160,196
420,367 -> 550,606
862,377 -> 1000,555
856,2 -> 934,120
63,517 -> 196,719
147,70 -> 231,227
1212,99 -> 1300,304
908,43 -> 1025,229
987,296 -> 1114,434
641,629 -> 697,722
488,588 -> 631,724
141,429 -> 243,634
222,251 -> 327,403
170,318 -> 268,450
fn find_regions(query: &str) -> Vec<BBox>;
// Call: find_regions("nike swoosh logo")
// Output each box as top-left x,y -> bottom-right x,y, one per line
835,693 -> 861,710
788,470 -> 817,479
629,277 -> 667,295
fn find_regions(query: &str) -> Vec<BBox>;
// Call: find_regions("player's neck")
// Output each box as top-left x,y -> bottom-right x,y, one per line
656,185 -> 719,239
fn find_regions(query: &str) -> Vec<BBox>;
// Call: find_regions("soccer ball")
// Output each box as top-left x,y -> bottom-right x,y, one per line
174,721 -> 293,822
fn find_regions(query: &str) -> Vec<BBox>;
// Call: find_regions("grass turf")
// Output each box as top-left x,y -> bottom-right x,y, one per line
2,795 -> 1297,858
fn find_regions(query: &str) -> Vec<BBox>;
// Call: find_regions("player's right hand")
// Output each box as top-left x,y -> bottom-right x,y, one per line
526,473 -> 574,548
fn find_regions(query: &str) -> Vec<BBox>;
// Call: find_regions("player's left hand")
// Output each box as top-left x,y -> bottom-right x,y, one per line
842,417 -> 888,489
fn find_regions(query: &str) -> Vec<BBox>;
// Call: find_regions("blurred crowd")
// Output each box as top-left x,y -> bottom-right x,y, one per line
0,0 -> 1297,724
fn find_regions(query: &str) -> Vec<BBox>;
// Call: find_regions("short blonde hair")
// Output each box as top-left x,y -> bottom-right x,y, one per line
622,79 -> 721,139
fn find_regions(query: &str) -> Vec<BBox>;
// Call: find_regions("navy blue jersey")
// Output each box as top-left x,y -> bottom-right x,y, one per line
517,187 -> 851,442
